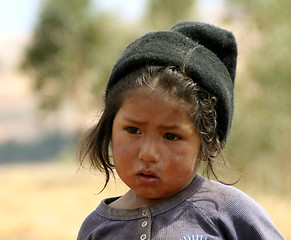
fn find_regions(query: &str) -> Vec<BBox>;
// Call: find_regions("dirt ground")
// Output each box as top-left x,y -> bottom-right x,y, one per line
0,162 -> 289,240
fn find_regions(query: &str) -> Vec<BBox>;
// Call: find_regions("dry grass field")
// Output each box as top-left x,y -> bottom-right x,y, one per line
0,162 -> 290,240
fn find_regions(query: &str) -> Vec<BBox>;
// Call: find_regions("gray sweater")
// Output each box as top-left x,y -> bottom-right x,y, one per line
77,175 -> 285,240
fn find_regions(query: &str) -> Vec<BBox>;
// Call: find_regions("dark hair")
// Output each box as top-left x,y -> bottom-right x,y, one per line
79,66 -> 228,190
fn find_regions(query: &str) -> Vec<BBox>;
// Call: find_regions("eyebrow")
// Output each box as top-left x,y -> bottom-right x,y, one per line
161,125 -> 182,130
123,117 -> 186,131
123,117 -> 145,125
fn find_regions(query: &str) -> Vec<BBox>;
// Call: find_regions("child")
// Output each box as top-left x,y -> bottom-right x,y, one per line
77,21 -> 285,240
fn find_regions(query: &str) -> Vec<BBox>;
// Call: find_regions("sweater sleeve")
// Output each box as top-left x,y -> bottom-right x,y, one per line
77,211 -> 99,240
216,185 -> 285,240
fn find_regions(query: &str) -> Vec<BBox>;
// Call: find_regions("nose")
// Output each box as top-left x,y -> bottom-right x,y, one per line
138,137 -> 159,163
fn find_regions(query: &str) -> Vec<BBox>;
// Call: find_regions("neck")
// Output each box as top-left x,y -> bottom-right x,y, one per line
109,190 -> 169,209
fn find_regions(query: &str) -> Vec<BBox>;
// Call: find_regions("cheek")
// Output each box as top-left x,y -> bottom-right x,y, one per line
112,132 -> 136,165
169,156 -> 196,174
169,144 -> 199,161
164,146 -> 200,175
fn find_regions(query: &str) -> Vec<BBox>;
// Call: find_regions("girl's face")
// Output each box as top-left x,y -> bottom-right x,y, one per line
112,88 -> 201,207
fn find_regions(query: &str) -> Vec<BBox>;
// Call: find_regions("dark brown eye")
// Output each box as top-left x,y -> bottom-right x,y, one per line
164,133 -> 180,141
125,127 -> 141,134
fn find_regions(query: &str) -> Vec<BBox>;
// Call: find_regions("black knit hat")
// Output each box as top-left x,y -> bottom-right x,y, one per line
106,21 -> 238,142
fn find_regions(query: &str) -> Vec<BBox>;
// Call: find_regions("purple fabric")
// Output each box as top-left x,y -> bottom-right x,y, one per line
77,175 -> 285,240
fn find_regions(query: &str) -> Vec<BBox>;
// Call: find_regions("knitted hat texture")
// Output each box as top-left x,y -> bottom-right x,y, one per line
106,21 -> 238,142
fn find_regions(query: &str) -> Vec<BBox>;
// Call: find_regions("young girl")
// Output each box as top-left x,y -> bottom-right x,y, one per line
77,21 -> 285,240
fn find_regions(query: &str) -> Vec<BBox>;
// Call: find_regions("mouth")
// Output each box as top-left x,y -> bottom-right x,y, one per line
137,169 -> 158,177
137,170 -> 159,184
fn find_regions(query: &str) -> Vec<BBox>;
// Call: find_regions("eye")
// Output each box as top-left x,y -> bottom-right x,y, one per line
164,133 -> 180,141
125,127 -> 141,134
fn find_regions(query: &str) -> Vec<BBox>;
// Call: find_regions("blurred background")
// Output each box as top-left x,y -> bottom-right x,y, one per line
1,0 -> 290,239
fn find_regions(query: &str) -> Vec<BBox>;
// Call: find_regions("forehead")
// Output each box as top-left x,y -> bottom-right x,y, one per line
116,87 -> 194,125
127,86 -> 190,107
131,85 -> 191,102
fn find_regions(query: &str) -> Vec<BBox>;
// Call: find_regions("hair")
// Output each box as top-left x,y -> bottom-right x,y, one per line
79,65 -> 230,191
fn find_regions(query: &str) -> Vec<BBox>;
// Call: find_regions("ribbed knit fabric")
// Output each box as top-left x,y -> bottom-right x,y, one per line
77,175 -> 285,240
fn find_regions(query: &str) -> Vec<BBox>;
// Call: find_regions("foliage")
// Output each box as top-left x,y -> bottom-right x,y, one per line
224,0 -> 291,192
21,0 -> 132,111
22,0 -> 93,109
144,0 -> 196,30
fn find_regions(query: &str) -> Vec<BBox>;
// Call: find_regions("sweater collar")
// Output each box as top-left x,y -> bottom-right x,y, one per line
96,174 -> 205,220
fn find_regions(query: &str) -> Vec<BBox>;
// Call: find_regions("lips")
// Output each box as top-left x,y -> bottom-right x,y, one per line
137,170 -> 159,185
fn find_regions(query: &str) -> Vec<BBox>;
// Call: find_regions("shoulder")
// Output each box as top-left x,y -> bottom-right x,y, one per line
185,179 -> 285,239
202,180 -> 265,214
77,210 -> 103,240
77,198 -> 116,240
187,179 -> 265,216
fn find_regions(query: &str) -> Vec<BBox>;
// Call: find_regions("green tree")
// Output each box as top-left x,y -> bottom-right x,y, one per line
22,0 -> 95,110
144,0 -> 197,30
224,0 -> 291,192
21,0 -> 132,111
